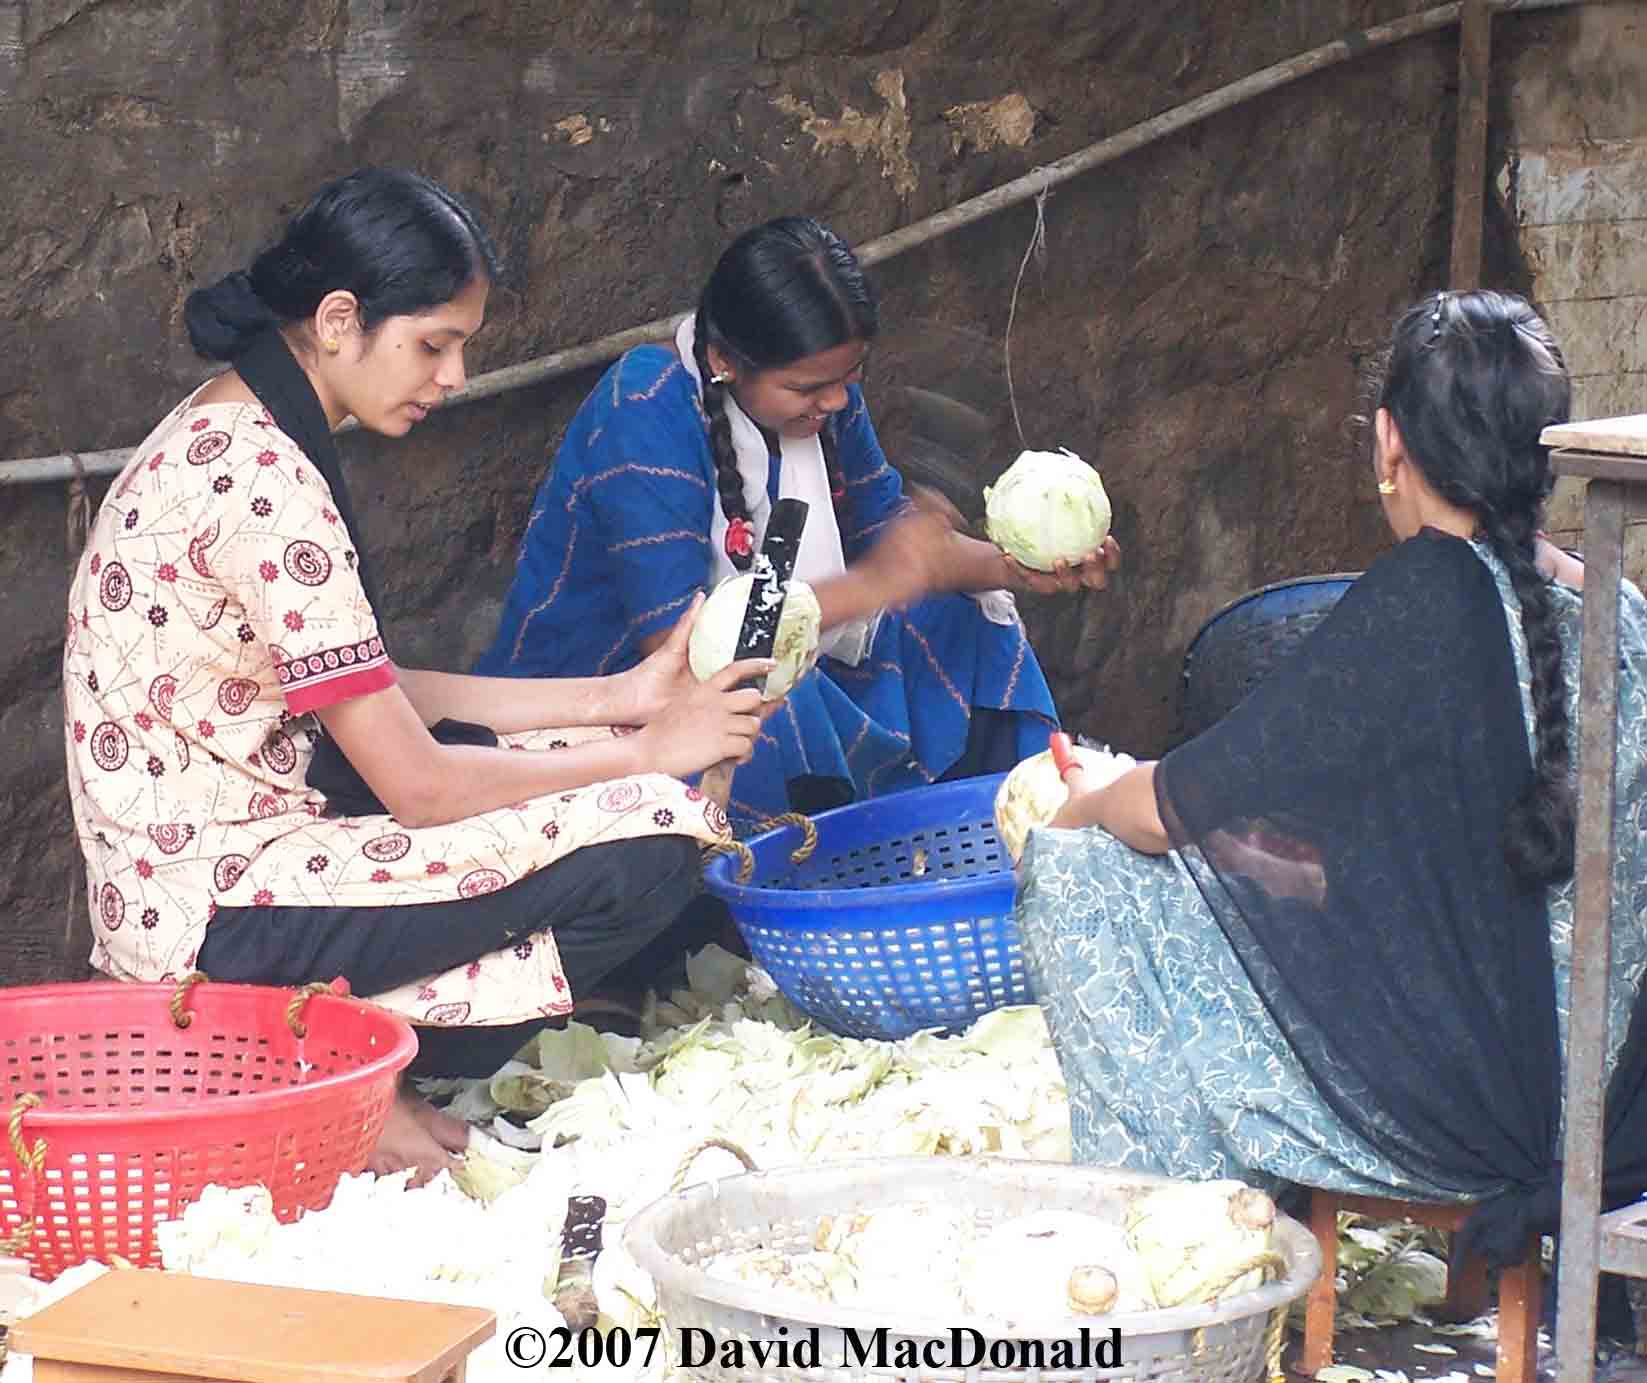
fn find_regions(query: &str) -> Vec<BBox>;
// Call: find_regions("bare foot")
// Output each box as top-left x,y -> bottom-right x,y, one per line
409,1096 -> 472,1154
368,1090 -> 471,1187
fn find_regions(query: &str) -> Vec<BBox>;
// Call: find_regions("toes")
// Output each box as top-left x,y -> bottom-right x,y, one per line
409,1100 -> 473,1153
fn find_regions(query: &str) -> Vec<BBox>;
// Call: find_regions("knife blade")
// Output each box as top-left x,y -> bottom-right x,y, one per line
700,497 -> 810,807
735,497 -> 810,671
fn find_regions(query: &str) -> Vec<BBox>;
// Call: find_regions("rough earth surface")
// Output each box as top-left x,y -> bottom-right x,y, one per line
0,0 -> 1591,984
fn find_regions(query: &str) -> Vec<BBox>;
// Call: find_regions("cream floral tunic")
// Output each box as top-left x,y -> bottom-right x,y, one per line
64,395 -> 729,1026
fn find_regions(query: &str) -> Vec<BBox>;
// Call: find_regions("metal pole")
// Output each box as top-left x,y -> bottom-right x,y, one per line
1555,475 -> 1626,1383
1449,0 -> 1493,287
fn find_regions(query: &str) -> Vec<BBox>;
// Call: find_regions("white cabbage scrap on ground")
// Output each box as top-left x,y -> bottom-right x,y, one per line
0,948 -> 1498,1383
1324,1217 -> 1452,1330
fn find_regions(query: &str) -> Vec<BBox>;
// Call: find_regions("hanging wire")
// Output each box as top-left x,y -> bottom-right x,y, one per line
1003,180 -> 1052,449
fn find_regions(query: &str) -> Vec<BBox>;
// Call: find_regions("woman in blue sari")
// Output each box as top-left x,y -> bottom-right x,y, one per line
1016,289 -> 1647,1272
478,217 -> 1119,830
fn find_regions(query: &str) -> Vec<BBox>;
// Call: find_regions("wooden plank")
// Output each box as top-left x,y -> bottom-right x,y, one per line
1549,453 -> 1647,487
1497,1245 -> 1543,1383
35,1365 -> 230,1383
1554,479 -> 1627,1383
1544,415 -> 1647,456
10,1272 -> 495,1383
1448,0 -> 1491,288
1318,1193 -> 1470,1230
1302,1191 -> 1341,1375
1544,491 -> 1647,527
1600,1203 -> 1647,1278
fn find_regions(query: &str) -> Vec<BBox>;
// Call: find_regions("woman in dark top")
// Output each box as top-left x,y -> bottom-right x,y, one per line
1017,289 -> 1647,1266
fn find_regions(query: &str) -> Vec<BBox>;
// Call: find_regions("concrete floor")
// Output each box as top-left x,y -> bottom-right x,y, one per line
1283,1318 -> 1545,1379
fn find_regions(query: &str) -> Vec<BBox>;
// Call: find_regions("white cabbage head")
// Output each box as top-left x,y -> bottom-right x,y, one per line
994,743 -> 1136,863
688,573 -> 822,700
958,1210 -> 1155,1320
1127,1180 -> 1277,1307
984,448 -> 1112,572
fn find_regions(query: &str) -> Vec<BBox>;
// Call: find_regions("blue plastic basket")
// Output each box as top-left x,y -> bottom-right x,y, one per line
1179,573 -> 1359,740
702,774 -> 1028,1040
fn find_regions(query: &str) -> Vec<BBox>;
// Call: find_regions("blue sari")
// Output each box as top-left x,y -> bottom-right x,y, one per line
476,346 -> 1057,831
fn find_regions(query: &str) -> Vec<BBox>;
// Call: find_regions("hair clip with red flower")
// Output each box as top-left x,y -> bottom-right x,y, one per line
724,516 -> 755,561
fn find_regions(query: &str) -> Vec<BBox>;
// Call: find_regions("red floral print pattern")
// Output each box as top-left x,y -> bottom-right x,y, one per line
66,403 -> 727,1028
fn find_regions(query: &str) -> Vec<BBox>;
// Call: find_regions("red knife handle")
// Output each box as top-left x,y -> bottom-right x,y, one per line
1049,732 -> 1079,781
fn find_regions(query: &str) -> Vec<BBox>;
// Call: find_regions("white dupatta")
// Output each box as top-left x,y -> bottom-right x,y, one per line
676,314 -> 878,664
675,315 -> 1019,664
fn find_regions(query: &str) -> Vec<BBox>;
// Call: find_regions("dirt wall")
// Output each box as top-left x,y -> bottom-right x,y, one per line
1497,4 -> 1647,565
2,0 -> 1583,984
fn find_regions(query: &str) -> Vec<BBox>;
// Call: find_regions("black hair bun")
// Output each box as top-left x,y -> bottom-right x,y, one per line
184,269 -> 280,362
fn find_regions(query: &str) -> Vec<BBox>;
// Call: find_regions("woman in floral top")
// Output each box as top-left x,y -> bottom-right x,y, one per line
64,169 -> 773,1180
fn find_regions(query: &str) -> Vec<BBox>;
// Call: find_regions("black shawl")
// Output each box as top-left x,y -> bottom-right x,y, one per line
233,331 -> 493,815
235,329 -> 383,611
1158,529 -> 1599,1265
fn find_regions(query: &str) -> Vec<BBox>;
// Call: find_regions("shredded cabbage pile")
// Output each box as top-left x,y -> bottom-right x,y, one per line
0,949 -> 1070,1383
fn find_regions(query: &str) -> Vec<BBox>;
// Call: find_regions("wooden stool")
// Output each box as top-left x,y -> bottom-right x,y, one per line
9,1270 -> 495,1383
1302,1191 -> 1540,1383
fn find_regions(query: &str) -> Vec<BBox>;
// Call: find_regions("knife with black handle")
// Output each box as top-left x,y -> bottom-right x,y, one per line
699,498 -> 810,808
551,1193 -> 607,1331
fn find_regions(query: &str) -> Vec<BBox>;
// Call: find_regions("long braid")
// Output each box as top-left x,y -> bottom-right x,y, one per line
1380,289 -> 1574,887
1479,504 -> 1575,884
694,308 -> 754,572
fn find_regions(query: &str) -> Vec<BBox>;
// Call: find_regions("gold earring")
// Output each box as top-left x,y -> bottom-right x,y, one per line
1378,479 -> 1397,496
324,338 -> 340,354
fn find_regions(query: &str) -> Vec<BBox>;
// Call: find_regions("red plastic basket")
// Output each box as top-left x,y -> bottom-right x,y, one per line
0,977 -> 417,1280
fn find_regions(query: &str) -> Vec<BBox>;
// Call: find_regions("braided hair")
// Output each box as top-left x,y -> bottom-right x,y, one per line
695,216 -> 878,571
1378,289 -> 1575,885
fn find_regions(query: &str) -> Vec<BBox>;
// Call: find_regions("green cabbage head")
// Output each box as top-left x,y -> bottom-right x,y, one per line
688,572 -> 822,700
984,448 -> 1112,572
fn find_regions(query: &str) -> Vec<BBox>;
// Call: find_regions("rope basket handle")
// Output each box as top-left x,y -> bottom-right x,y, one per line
669,1137 -> 759,1192
168,970 -> 209,1028
1184,1248 -> 1292,1361
171,972 -> 349,1038
1,1093 -> 46,1257
761,813 -> 819,861
1263,1303 -> 1288,1383
704,812 -> 819,886
286,978 -> 351,1038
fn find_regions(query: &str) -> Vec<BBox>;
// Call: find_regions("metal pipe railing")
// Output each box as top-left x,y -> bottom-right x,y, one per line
0,0 -> 1589,490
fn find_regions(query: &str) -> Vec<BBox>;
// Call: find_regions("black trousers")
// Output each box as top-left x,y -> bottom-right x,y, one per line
197,836 -> 702,1078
